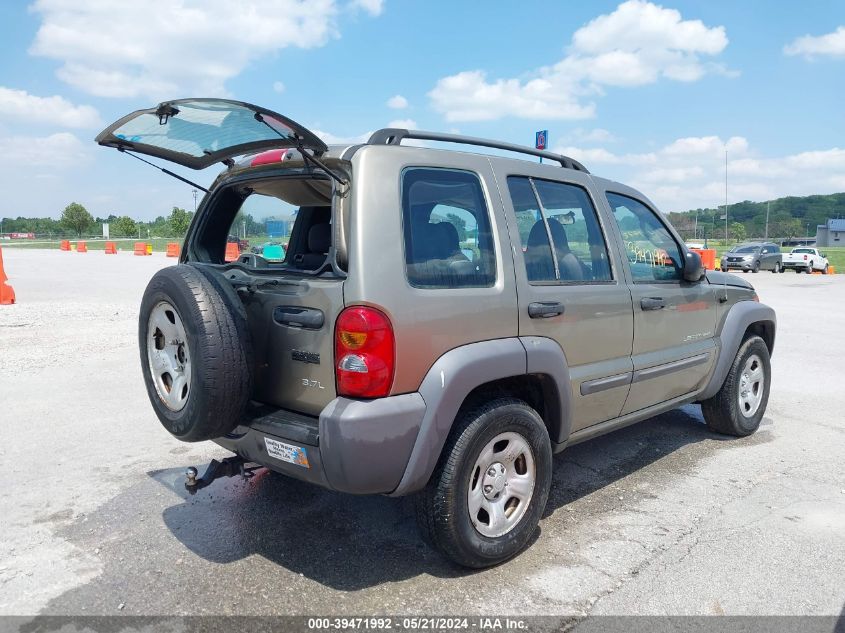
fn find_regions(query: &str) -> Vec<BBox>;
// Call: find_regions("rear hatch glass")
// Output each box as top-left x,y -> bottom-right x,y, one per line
96,99 -> 327,170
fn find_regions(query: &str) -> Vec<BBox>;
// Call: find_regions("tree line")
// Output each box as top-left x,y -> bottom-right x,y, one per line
667,192 -> 845,242
1,203 -> 194,239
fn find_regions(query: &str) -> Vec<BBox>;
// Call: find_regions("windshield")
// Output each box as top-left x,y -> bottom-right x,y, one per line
730,246 -> 759,253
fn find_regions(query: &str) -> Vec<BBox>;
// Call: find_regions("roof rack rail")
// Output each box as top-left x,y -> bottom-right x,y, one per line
366,128 -> 589,173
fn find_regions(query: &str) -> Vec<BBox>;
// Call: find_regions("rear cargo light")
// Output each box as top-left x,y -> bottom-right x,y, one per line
803,255 -> 808,260
335,306 -> 395,398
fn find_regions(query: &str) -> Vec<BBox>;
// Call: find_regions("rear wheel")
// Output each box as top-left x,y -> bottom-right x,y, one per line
701,335 -> 770,437
772,262 -> 781,273
414,399 -> 552,568
823,264 -> 829,275
807,262 -> 814,273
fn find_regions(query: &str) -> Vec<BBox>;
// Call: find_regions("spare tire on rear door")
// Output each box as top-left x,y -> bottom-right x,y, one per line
139,264 -> 253,442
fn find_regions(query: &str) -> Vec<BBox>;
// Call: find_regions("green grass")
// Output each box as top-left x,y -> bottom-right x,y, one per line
821,247 -> 845,272
0,238 -> 181,252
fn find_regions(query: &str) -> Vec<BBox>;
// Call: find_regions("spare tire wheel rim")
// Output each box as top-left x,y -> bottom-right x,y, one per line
467,432 -> 536,538
147,301 -> 192,412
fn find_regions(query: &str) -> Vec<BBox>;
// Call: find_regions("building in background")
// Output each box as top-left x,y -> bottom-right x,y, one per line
266,219 -> 292,238
815,219 -> 845,247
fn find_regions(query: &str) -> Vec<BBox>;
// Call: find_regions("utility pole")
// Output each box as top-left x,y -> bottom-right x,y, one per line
724,150 -> 729,243
192,189 -> 198,212
765,201 -> 770,240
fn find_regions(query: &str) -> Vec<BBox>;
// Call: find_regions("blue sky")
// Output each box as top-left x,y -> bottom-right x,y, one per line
1,0 -> 844,220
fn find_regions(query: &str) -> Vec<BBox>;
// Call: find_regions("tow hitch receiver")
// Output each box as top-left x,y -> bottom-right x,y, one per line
184,456 -> 262,494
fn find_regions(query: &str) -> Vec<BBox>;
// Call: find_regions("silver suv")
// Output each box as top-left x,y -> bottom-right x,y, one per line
97,99 -> 777,568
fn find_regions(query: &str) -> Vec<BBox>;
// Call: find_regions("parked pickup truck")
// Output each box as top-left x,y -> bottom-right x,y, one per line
782,247 -> 830,274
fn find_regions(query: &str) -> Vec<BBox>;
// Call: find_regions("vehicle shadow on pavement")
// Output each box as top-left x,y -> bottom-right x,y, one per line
150,404 -> 773,591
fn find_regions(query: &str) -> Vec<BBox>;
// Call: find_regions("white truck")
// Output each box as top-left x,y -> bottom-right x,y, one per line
781,247 -> 830,274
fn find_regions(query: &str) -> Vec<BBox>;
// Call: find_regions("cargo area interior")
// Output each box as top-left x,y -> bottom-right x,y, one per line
189,173 -> 340,274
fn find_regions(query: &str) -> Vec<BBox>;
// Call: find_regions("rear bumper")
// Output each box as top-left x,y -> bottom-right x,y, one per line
214,393 -> 426,495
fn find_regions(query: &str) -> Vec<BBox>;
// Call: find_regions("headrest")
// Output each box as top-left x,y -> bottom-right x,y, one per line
527,218 -> 569,250
308,223 -> 331,253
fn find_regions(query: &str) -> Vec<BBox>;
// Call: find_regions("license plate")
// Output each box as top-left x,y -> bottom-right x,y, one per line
264,437 -> 310,469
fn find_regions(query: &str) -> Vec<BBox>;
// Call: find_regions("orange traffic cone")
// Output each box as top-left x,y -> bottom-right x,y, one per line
224,242 -> 240,262
0,246 -> 15,305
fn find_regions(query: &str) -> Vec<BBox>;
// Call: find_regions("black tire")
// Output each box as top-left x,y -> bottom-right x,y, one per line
771,262 -> 780,274
139,264 -> 253,442
780,266 -> 786,273
701,335 -> 770,437
752,261 -> 760,273
823,264 -> 829,275
806,263 -> 814,274
414,399 -> 552,568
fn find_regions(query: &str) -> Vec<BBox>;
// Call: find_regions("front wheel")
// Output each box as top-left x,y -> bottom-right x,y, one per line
752,261 -> 760,273
414,399 -> 552,568
701,335 -> 771,437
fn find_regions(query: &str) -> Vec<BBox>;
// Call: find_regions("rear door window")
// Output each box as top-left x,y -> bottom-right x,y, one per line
507,176 -> 612,283
401,168 -> 496,289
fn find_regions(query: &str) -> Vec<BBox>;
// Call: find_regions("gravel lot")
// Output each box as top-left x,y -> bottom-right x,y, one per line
1,249 -> 843,620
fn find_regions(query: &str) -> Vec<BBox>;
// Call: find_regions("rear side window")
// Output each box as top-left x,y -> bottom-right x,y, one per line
401,168 -> 496,289
507,176 -> 612,283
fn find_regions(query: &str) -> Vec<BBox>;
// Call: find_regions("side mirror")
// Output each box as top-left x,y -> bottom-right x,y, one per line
683,250 -> 705,282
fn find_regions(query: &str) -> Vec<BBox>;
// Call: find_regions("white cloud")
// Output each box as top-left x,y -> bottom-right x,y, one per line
311,129 -> 372,145
0,87 -> 100,128
565,127 -> 618,143
386,94 -> 408,109
784,26 -> 845,59
272,81 -> 285,94
429,0 -> 730,121
554,135 -> 845,212
0,132 -> 90,167
28,0 -> 363,99
349,0 -> 384,16
387,118 -> 417,129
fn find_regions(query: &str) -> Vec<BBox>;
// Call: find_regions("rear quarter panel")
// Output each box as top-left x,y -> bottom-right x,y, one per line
344,146 -> 519,395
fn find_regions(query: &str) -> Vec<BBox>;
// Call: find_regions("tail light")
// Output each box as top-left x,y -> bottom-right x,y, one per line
335,306 -> 395,398
803,255 -> 808,261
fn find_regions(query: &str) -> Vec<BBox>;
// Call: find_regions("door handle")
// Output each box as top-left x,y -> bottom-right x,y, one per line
528,301 -> 564,319
640,297 -> 666,311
